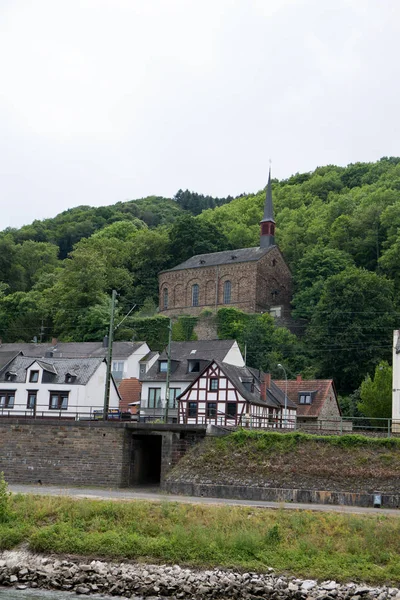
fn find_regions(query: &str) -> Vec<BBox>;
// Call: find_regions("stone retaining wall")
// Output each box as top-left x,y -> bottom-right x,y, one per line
164,481 -> 400,508
0,420 -> 132,487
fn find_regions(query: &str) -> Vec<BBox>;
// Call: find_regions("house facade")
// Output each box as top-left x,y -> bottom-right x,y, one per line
0,340 -> 150,384
158,171 -> 292,318
0,356 -> 120,419
178,362 -> 297,428
139,340 -> 245,422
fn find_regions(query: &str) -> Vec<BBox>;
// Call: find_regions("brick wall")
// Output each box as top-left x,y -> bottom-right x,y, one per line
0,420 -> 132,487
159,246 -> 293,318
0,420 -> 207,488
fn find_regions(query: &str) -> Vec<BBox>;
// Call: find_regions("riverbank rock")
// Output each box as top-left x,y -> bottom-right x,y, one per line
0,549 -> 396,599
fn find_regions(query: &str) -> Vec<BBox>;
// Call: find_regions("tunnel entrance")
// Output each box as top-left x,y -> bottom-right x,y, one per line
131,434 -> 162,486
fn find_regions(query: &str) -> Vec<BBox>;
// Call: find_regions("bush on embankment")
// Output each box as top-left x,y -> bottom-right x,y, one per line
1,493 -> 400,583
166,431 -> 400,494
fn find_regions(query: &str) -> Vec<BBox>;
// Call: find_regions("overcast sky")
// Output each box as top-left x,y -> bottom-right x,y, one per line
0,0 -> 399,231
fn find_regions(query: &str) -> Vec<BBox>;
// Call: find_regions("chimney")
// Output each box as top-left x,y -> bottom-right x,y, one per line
0,337 -> 2,346
103,335 -> 109,348
260,372 -> 271,401
296,374 -> 302,382
51,337 -> 58,347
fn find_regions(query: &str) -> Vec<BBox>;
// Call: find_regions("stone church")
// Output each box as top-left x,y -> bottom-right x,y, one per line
158,172 -> 292,318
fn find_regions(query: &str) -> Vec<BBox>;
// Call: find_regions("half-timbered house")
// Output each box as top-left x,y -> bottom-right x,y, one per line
140,340 -> 244,422
178,361 -> 297,428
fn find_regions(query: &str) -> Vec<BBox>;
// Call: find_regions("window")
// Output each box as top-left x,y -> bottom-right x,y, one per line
163,288 -> 168,310
148,388 -> 161,409
29,370 -> 39,383
65,373 -> 76,383
192,284 -> 199,307
159,361 -> 168,373
112,361 -> 124,372
168,388 -> 181,409
207,402 -> 217,417
223,280 -> 231,304
49,392 -> 69,410
0,391 -> 15,409
299,393 -> 312,404
188,360 -> 200,373
188,402 -> 197,418
227,402 -> 237,418
5,372 -> 16,381
209,378 -> 218,391
27,391 -> 37,410
270,306 -> 282,318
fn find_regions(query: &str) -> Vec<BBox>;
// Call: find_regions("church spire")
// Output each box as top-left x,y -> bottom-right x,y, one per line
260,167 -> 275,248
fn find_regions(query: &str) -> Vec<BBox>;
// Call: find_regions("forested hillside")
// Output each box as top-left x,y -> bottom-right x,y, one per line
1,157 -> 400,403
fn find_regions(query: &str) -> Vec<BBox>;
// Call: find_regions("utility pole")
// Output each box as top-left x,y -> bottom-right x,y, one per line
164,319 -> 172,424
103,289 -> 117,421
39,318 -> 44,343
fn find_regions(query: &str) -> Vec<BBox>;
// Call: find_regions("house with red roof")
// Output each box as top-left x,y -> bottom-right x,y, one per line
118,378 -> 142,419
273,375 -> 342,430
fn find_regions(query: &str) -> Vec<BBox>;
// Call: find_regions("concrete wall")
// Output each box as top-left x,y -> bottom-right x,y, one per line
165,481 -> 400,509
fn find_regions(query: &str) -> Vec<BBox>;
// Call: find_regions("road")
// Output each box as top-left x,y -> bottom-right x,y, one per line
8,484 -> 400,517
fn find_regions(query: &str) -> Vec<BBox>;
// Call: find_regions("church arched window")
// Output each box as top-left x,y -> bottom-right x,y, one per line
223,280 -> 231,304
192,284 -> 199,307
163,288 -> 168,310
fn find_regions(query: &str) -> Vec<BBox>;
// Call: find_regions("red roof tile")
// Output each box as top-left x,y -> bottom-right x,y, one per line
118,378 -> 142,414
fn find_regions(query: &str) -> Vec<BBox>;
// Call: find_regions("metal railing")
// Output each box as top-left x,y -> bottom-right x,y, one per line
0,402 -> 133,421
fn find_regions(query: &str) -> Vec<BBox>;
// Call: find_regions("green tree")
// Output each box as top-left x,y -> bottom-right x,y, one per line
307,268 -> 396,393
167,214 -> 230,267
292,246 -> 354,319
358,361 -> 392,420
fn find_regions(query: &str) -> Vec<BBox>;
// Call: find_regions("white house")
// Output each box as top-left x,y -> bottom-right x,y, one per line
0,356 -> 120,419
0,340 -> 151,384
392,330 -> 400,432
178,362 -> 297,428
140,340 -> 245,422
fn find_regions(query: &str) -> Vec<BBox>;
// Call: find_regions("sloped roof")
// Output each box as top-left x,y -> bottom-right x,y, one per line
178,360 -> 297,410
0,355 -> 105,386
119,378 -> 142,412
0,341 -> 146,360
214,361 -> 274,407
161,246 -> 274,273
273,379 -> 336,418
139,351 -> 158,363
0,351 -> 22,373
141,340 -> 237,383
267,380 -> 298,410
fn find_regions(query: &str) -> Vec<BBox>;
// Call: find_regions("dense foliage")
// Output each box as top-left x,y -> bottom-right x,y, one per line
1,158 -> 400,403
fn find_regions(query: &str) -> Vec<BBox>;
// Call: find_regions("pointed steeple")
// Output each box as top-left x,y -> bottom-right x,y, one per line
260,167 -> 276,248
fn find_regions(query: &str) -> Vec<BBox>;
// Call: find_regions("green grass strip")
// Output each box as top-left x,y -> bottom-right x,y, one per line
1,494 -> 400,584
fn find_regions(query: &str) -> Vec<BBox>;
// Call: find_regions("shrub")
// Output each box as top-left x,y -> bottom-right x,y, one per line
0,472 -> 11,523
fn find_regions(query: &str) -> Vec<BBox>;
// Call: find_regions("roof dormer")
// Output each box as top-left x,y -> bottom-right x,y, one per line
298,391 -> 317,405
65,372 -> 77,384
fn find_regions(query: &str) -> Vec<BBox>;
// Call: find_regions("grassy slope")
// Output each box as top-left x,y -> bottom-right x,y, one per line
1,494 -> 400,584
166,431 -> 400,494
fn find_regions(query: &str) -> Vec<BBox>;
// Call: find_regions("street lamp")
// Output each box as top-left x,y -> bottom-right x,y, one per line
277,363 -> 288,428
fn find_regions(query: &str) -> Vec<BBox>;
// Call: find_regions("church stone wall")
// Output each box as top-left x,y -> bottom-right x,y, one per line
159,261 -> 259,317
255,247 -> 292,317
